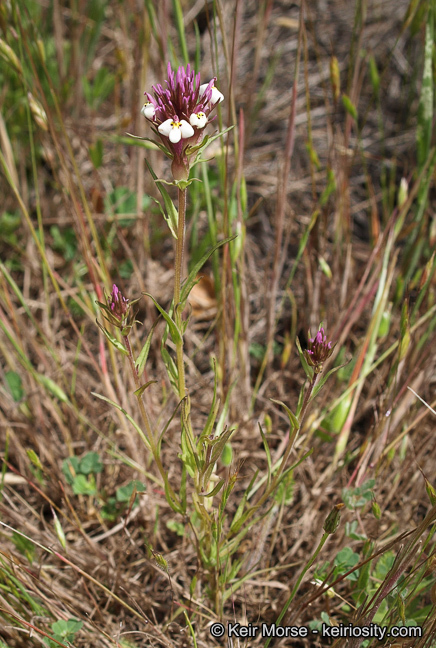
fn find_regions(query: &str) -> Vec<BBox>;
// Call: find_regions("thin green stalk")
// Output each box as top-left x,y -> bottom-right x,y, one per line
233,375 -> 318,534
123,335 -> 154,443
174,186 -> 187,400
264,530 -> 330,648
123,334 -> 179,508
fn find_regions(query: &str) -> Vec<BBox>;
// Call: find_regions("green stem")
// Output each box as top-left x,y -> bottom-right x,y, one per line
123,334 -> 180,508
242,373 -> 319,526
264,531 -> 330,648
174,187 -> 187,400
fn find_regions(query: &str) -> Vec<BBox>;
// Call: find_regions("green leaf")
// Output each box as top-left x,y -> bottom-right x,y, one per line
334,546 -> 360,581
342,479 -> 375,510
143,293 -> 181,344
51,618 -> 83,639
368,56 -> 380,95
37,374 -> 69,402
27,449 -> 42,470
258,424 -> 272,488
125,132 -> 171,156
190,125 -> 235,168
72,474 -> 96,495
91,392 -> 152,451
119,259 -> 134,277
52,507 -> 67,549
270,398 -> 299,431
136,316 -> 161,376
209,427 -> 235,467
310,361 -> 349,401
200,479 -> 225,498
100,497 -> 119,521
134,381 -> 157,398
5,371 -> 24,401
180,235 -> 237,305
89,138 -> 103,169
221,442 -> 233,467
160,346 -> 179,393
295,336 -> 313,380
116,480 -> 146,503
166,519 -> 185,537
79,451 -> 103,475
342,94 -> 358,121
144,158 -> 178,237
12,531 -> 35,563
96,321 -> 129,355
62,456 -> 80,485
198,359 -> 219,443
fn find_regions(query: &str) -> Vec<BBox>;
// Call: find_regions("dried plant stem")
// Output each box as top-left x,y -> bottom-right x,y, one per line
264,530 -> 331,648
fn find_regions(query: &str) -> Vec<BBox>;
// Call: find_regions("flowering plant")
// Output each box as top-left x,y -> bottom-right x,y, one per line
141,63 -> 224,181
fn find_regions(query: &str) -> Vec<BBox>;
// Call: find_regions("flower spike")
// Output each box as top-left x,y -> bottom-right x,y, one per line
141,63 -> 224,181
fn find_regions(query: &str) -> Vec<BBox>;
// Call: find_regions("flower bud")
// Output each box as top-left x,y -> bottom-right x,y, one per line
108,284 -> 129,321
323,503 -> 344,535
304,326 -> 335,374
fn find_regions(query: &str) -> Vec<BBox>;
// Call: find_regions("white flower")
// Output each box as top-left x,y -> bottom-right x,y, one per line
141,102 -> 155,119
158,118 -> 194,143
189,111 -> 207,128
199,82 -> 224,105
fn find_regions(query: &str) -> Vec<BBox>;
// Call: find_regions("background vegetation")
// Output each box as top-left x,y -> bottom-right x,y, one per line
0,0 -> 435,646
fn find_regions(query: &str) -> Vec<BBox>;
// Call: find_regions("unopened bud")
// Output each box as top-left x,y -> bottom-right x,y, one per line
323,502 -> 344,535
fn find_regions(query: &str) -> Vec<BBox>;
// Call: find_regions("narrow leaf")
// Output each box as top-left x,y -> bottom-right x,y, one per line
310,361 -> 350,401
37,375 -> 69,403
96,320 -> 129,355
134,381 -> 157,398
181,235 -> 237,305
91,392 -> 152,451
136,316 -> 161,375
270,398 -> 299,430
199,479 -> 225,498
144,158 -> 178,237
259,423 -> 272,488
342,94 -> 358,121
295,336 -> 313,380
143,293 -> 182,344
